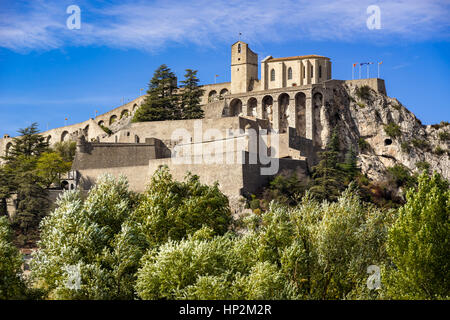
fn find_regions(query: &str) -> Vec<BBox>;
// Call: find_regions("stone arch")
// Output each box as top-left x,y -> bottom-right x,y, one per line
109,115 -> 117,125
133,103 -> 138,110
98,120 -> 104,127
46,135 -> 52,144
262,95 -> 273,121
295,92 -> 306,137
61,131 -> 69,142
83,125 -> 89,136
313,92 -> 323,146
229,98 -> 242,116
5,142 -> 12,156
61,180 -> 69,190
247,97 -> 257,117
278,93 -> 290,133
120,109 -> 129,119
208,90 -> 217,102
219,88 -> 229,97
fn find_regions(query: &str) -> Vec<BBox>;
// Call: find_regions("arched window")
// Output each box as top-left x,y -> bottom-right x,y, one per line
109,115 -> 117,125
311,66 -> 314,77
238,43 -> 241,53
287,67 -> 292,80
319,66 -> 322,78
270,69 -> 275,81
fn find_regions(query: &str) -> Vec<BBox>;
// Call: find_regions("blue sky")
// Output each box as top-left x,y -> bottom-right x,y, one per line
0,0 -> 449,135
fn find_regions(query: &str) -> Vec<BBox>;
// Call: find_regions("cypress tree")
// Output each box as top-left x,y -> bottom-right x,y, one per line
309,129 -> 347,201
180,69 -> 205,119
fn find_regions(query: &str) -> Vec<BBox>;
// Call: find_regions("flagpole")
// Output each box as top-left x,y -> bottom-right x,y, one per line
352,64 -> 354,80
359,64 -> 361,79
367,64 -> 369,78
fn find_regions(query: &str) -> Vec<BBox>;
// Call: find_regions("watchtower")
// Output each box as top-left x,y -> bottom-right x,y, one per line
231,41 -> 258,94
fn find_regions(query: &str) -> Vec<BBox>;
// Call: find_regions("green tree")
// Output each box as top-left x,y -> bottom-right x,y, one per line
52,141 -> 76,162
0,216 -> 27,299
135,232 -> 297,300
2,123 -> 49,161
263,170 -> 309,206
180,69 -> 204,119
0,124 -> 51,231
132,64 -> 179,122
136,188 -> 393,300
133,166 -> 232,247
31,175 -> 144,300
0,166 -> 14,217
386,172 -> 450,299
340,146 -> 359,182
36,152 -> 72,188
309,130 -> 347,201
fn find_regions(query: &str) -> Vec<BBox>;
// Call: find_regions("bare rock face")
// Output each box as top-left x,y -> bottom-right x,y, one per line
322,83 -> 449,182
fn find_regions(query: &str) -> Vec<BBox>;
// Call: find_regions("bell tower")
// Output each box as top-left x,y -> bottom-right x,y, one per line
231,41 -> 258,94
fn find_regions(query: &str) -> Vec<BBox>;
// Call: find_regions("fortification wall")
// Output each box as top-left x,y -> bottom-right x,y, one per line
72,141 -> 167,170
77,165 -> 151,192
344,78 -> 387,95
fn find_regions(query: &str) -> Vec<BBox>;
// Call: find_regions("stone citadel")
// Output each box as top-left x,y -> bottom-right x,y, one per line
6,41 -> 445,212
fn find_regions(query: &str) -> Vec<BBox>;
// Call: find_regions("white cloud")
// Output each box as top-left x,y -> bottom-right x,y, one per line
0,0 -> 449,52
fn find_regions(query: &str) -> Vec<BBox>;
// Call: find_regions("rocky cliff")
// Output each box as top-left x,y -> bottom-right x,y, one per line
321,82 -> 449,183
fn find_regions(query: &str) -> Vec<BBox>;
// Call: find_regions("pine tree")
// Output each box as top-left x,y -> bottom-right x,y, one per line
2,123 -> 49,161
309,129 -> 347,201
180,69 -> 204,119
0,124 -> 50,233
340,146 -> 359,182
132,64 -> 179,122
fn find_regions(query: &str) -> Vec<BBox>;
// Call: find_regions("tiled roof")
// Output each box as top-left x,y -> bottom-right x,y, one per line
267,55 -> 329,62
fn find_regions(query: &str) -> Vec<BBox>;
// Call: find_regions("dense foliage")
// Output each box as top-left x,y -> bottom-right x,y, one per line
30,167 -> 232,299
133,65 -> 205,122
0,124 -> 73,241
133,64 -> 179,122
136,189 -> 394,300
2,162 -> 447,300
0,216 -> 27,299
386,172 -> 450,299
179,69 -> 205,119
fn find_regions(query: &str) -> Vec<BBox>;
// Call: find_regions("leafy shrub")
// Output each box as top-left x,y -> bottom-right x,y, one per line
100,125 -> 112,135
434,146 -> 445,156
355,85 -> 372,100
438,131 -> 450,141
358,138 -> 370,152
401,142 -> 411,153
0,216 -> 28,299
262,170 -> 308,206
356,102 -> 366,108
386,164 -> 416,189
411,138 -> 431,151
384,122 -> 402,139
415,161 -> 430,173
